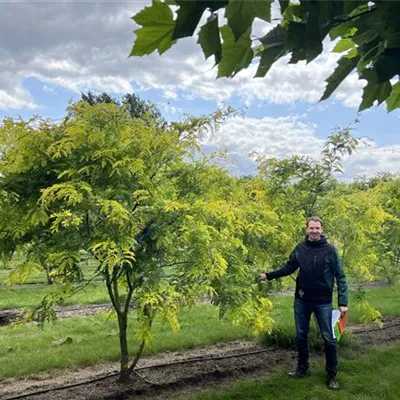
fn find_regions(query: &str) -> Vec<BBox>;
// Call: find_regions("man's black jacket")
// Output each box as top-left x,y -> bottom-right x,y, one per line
266,235 -> 348,306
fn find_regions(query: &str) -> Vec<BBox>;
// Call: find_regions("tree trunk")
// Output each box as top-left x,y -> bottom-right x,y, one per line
388,275 -> 399,286
45,265 -> 53,285
117,313 -> 131,382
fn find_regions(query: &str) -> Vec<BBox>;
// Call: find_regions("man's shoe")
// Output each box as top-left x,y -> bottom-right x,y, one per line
327,374 -> 340,390
288,369 -> 310,378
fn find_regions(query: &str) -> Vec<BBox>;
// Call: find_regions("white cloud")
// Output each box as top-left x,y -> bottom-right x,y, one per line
0,89 -> 38,110
207,115 -> 321,158
162,90 -> 178,100
333,73 -> 366,108
0,1 -> 365,111
203,115 -> 322,175
206,116 -> 400,179
0,71 -> 38,110
0,2 -> 138,107
342,143 -> 400,179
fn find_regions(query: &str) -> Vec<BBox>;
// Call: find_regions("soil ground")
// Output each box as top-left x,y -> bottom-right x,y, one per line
1,316 -> 400,400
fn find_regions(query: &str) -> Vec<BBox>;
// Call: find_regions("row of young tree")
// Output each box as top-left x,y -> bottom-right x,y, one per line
0,95 -> 398,381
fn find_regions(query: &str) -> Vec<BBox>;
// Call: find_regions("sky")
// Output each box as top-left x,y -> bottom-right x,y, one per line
0,0 -> 399,180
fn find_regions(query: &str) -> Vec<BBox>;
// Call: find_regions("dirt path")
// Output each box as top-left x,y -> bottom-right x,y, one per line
0,304 -> 111,326
1,316 -> 400,400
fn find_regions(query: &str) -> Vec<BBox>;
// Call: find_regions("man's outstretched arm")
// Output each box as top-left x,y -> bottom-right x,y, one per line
259,247 -> 299,281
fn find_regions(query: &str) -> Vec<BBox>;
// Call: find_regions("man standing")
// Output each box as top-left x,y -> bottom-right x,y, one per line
259,217 -> 348,390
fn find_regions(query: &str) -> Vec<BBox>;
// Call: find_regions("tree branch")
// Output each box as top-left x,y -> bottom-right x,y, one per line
66,272 -> 102,299
330,5 -> 376,28
104,267 -> 121,316
158,261 -> 190,269
128,314 -> 154,373
123,268 -> 135,315
112,267 -> 122,314
128,337 -> 146,373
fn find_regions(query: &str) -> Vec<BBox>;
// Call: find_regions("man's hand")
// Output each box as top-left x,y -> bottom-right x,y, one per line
339,306 -> 348,315
258,273 -> 267,281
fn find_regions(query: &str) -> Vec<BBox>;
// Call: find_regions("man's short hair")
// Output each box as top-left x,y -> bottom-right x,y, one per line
306,216 -> 323,227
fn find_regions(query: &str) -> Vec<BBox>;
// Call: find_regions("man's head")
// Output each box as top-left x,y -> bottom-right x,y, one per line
306,216 -> 323,241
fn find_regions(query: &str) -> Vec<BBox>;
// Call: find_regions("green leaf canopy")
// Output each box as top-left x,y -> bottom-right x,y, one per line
130,0 -> 400,113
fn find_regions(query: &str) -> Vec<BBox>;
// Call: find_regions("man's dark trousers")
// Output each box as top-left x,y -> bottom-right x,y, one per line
294,298 -> 337,374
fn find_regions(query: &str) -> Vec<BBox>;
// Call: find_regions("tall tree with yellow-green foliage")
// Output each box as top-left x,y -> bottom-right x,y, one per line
0,102 -> 279,382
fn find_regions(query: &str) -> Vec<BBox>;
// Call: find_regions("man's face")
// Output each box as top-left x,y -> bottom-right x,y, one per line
306,220 -> 322,241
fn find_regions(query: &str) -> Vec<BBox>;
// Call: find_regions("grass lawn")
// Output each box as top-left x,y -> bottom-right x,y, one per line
0,285 -> 398,378
0,282 -> 110,310
0,259 -> 100,285
0,268 -> 46,285
0,305 -> 253,378
193,342 -> 400,400
350,285 -> 400,319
